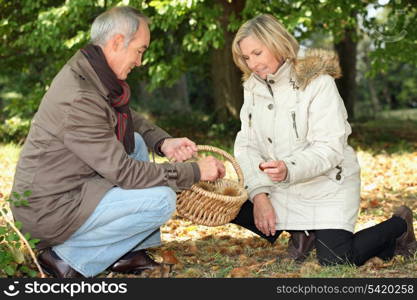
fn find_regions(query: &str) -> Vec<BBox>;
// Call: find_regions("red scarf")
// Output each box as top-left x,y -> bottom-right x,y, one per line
81,45 -> 135,154
113,80 -> 131,143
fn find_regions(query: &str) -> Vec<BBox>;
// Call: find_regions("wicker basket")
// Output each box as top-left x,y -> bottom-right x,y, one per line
176,145 -> 248,226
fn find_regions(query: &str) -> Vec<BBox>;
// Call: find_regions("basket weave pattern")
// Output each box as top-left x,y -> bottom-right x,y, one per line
176,145 -> 248,226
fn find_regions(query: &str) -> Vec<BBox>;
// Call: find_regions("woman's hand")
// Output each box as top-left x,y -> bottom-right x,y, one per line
253,193 -> 276,236
259,160 -> 288,182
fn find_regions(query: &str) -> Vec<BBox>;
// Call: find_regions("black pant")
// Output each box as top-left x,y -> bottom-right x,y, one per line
231,200 -> 407,266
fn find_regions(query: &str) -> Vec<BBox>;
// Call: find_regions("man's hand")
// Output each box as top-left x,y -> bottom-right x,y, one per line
253,193 -> 276,236
160,138 -> 197,162
259,160 -> 288,182
197,156 -> 226,181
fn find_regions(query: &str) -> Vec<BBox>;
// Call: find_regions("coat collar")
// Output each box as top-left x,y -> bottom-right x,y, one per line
67,50 -> 110,100
243,60 -> 292,92
263,59 -> 292,86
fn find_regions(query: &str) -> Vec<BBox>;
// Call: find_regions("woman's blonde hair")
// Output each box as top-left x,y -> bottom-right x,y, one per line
232,14 -> 299,81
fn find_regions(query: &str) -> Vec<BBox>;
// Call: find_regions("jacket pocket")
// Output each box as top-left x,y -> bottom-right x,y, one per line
326,156 -> 361,185
295,175 -> 344,200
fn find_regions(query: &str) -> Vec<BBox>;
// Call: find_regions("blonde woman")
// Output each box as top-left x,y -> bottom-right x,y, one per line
230,14 -> 416,265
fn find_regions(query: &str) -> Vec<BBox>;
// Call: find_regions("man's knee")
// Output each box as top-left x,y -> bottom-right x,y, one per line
155,186 -> 176,221
133,133 -> 147,152
131,132 -> 149,161
134,132 -> 146,147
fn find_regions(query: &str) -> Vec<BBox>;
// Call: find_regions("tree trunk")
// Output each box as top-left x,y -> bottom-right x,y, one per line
334,27 -> 357,120
160,75 -> 190,112
210,0 -> 244,122
137,75 -> 190,112
382,86 -> 392,108
368,78 -> 381,114
363,54 -> 381,114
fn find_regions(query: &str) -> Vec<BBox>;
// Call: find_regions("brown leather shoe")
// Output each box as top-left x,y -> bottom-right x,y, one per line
287,231 -> 316,262
110,250 -> 160,274
393,205 -> 417,257
38,248 -> 84,278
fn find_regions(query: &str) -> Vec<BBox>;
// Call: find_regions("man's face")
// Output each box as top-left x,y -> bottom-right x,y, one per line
108,22 -> 150,80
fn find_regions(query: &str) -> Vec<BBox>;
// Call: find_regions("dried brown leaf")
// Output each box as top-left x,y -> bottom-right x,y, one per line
161,250 -> 179,265
229,266 -> 251,278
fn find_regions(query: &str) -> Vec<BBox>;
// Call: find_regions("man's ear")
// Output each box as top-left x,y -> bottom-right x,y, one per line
109,34 -> 125,52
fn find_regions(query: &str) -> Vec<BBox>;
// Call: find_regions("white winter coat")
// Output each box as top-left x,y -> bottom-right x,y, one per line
234,49 -> 361,232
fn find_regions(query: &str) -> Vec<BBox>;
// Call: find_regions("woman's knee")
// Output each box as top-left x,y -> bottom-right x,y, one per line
315,230 -> 353,266
316,250 -> 350,266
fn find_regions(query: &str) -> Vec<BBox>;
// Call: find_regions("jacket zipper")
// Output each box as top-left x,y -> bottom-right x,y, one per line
291,111 -> 299,139
247,108 -> 258,189
266,83 -> 274,97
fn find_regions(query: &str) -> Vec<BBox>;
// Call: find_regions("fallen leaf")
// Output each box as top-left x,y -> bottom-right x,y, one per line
360,257 -> 386,270
161,250 -> 179,265
185,226 -> 197,232
369,199 -> 380,208
230,258 -> 276,277
211,265 -> 220,271
187,242 -> 199,254
229,266 -> 251,278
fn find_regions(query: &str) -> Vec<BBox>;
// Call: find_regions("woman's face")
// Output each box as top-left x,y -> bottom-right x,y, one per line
239,35 -> 281,79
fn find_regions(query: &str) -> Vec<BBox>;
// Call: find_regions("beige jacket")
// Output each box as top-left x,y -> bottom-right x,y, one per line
11,51 -> 200,248
234,49 -> 361,232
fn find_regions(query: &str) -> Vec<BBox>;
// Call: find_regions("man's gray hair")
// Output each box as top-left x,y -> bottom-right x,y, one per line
91,6 -> 149,47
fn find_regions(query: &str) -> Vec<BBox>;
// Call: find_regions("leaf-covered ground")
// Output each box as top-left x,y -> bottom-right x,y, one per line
0,119 -> 416,278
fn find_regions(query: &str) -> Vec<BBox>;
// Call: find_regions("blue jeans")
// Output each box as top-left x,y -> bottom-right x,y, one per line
53,133 -> 176,277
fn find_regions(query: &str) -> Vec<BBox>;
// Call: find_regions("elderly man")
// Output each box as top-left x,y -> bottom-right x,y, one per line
11,6 -> 225,278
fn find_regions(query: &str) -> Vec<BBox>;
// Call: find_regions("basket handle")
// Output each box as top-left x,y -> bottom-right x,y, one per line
196,145 -> 244,187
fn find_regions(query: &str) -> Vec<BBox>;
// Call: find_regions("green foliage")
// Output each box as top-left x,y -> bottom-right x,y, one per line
1,191 -> 40,278
0,116 -> 31,144
365,0 -> 417,74
0,0 -> 117,120
140,0 -> 225,90
154,111 -> 240,152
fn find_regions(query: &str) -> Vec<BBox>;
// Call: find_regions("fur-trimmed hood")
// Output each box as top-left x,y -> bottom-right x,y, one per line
293,48 -> 341,90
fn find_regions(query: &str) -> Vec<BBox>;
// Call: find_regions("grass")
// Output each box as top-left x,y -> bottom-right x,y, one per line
0,143 -> 21,204
0,115 -> 416,278
349,119 -> 417,154
376,108 -> 417,121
